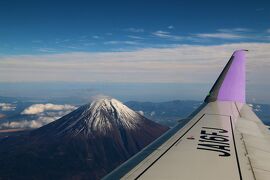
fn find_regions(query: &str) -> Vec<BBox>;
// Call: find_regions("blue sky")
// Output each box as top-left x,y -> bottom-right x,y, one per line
0,0 -> 269,54
0,0 -> 270,103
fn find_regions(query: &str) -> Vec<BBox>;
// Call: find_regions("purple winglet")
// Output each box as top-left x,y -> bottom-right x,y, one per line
217,50 -> 246,103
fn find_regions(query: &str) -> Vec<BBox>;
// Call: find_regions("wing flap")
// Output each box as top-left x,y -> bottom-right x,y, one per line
235,104 -> 270,180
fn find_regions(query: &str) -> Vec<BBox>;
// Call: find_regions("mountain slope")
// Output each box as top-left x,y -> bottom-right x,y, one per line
0,98 -> 168,180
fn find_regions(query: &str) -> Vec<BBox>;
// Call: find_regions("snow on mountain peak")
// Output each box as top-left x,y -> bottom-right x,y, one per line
50,98 -> 143,137
86,98 -> 141,132
89,98 -> 136,116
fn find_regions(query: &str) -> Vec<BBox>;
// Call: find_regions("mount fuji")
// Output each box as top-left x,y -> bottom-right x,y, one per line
0,98 -> 168,179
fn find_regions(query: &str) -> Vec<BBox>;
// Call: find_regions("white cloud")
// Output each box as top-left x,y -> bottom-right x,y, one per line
125,28 -> 144,33
21,103 -> 76,115
168,25 -> 174,29
137,110 -> 144,115
92,35 -> 100,39
152,30 -> 182,40
153,30 -> 170,37
0,103 -> 16,111
217,28 -> 251,33
0,43 -> 270,85
196,33 -> 245,39
104,41 -> 139,45
37,48 -> 57,53
0,103 -> 77,129
267,29 -> 270,33
195,28 -> 251,40
0,116 -> 59,129
0,120 -> 39,129
150,111 -> 155,116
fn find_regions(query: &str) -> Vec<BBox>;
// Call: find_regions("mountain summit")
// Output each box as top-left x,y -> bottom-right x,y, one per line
0,98 -> 168,179
36,98 -> 150,137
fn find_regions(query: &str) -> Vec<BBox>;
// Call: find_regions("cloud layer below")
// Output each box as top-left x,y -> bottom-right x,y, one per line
21,103 -> 76,115
0,103 -> 16,111
0,103 -> 77,129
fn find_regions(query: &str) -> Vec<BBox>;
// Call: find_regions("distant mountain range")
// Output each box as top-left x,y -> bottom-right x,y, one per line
125,100 -> 202,127
1,96 -> 270,128
0,98 -> 168,179
125,100 -> 270,127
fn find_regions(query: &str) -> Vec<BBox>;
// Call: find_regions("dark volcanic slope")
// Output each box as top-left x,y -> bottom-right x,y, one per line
0,98 -> 168,180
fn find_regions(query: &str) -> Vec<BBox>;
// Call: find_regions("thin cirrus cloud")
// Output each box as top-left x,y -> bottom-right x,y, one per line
217,28 -> 251,33
37,48 -> 57,53
195,28 -> 251,39
125,28 -> 145,33
195,33 -> 246,39
127,35 -> 145,40
92,35 -> 100,39
104,41 -> 139,45
152,30 -> 183,40
27,28 -> 268,55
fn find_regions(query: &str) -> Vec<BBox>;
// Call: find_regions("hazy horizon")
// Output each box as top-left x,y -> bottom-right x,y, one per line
0,81 -> 269,104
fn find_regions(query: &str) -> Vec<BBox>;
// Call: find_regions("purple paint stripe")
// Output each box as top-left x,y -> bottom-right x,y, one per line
217,50 -> 246,102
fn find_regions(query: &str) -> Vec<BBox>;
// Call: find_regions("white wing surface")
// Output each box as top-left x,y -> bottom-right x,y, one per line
104,50 -> 270,180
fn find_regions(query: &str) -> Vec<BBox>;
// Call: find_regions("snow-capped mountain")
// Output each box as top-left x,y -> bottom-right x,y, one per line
0,98 -> 168,180
35,98 -> 149,137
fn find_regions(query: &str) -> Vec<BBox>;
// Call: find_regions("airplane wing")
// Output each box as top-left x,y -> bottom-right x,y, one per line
103,50 -> 270,180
